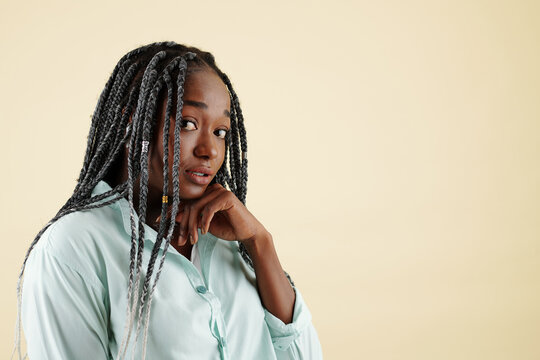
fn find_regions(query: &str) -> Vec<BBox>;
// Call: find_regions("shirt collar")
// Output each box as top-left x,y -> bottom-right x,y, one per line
91,180 -> 157,242
90,180 -> 218,255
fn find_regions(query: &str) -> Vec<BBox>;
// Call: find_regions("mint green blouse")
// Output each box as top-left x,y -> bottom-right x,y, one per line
21,180 -> 323,359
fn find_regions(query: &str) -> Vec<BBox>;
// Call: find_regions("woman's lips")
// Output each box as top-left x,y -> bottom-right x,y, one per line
185,170 -> 212,185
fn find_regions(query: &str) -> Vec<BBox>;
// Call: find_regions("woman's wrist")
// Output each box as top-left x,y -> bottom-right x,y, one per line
241,229 -> 273,257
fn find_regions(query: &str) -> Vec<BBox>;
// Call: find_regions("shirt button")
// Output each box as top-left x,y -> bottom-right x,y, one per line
196,285 -> 207,294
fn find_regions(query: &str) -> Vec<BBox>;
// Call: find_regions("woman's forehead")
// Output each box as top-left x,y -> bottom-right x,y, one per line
155,70 -> 230,123
160,70 -> 230,113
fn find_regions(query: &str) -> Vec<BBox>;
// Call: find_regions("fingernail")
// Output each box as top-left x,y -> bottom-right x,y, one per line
189,234 -> 194,245
179,235 -> 186,246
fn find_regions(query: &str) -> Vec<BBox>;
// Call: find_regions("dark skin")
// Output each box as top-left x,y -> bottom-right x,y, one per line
106,68 -> 295,324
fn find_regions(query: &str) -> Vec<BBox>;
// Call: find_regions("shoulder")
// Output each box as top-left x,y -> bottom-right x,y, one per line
29,201 -> 124,288
42,202 -> 122,251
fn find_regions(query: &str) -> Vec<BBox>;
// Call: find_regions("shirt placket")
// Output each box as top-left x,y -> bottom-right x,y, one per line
178,233 -> 229,360
183,264 -> 229,360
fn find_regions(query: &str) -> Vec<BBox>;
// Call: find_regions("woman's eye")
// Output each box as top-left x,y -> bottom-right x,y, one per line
215,129 -> 228,139
180,119 -> 196,131
179,119 -> 227,139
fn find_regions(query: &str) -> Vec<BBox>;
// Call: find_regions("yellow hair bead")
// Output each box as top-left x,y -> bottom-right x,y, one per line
162,195 -> 168,203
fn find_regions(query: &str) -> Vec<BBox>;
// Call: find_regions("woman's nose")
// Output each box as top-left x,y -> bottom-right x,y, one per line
193,131 -> 218,160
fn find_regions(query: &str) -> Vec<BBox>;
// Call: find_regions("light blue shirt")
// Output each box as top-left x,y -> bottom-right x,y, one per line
21,180 -> 323,359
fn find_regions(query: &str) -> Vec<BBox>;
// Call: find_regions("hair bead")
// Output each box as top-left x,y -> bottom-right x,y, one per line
141,140 -> 149,153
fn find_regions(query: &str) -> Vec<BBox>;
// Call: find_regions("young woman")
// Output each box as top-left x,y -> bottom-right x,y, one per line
14,42 -> 323,359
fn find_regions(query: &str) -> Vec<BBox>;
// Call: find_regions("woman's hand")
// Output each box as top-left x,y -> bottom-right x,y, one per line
156,183 -> 296,324
162,183 -> 268,246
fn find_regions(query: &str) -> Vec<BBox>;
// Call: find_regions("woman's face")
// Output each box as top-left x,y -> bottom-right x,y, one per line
149,68 -> 231,201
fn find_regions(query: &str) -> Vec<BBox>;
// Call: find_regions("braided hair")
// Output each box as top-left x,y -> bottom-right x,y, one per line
12,41 -> 294,360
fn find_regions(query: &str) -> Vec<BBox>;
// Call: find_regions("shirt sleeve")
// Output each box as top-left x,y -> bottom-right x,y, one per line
21,244 -> 112,360
263,287 -> 324,359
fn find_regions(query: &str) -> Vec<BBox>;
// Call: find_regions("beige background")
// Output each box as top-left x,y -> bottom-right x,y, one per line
1,0 -> 539,359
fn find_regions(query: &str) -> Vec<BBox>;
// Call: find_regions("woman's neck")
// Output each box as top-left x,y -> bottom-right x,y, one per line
104,162 -> 163,232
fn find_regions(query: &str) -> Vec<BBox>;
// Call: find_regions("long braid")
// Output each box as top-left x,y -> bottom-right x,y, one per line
133,57 -> 188,356
80,62 -> 140,189
66,62 -> 140,210
93,87 -> 139,183
220,74 -> 248,203
74,42 -> 156,193
130,53 -> 165,343
139,69 -> 175,314
110,57 -> 153,360
217,75 -> 253,271
130,62 -> 168,357
213,132 -> 232,187
118,51 -> 166,360
141,55 -> 191,359
77,60 -> 123,183
227,100 -> 241,195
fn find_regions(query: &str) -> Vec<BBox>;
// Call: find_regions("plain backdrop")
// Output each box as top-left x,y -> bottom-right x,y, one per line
1,0 -> 539,359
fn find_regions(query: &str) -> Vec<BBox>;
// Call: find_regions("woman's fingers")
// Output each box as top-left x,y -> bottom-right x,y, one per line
201,204 -> 216,236
168,184 -> 231,246
185,185 -> 225,244
178,204 -> 190,246
187,203 -> 200,245
201,190 -> 234,235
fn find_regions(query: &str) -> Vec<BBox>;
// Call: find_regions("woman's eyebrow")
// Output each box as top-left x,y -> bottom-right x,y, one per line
184,99 -> 208,109
184,99 -> 230,118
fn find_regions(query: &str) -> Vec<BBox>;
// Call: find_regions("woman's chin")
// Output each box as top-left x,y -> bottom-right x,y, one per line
178,187 -> 208,202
